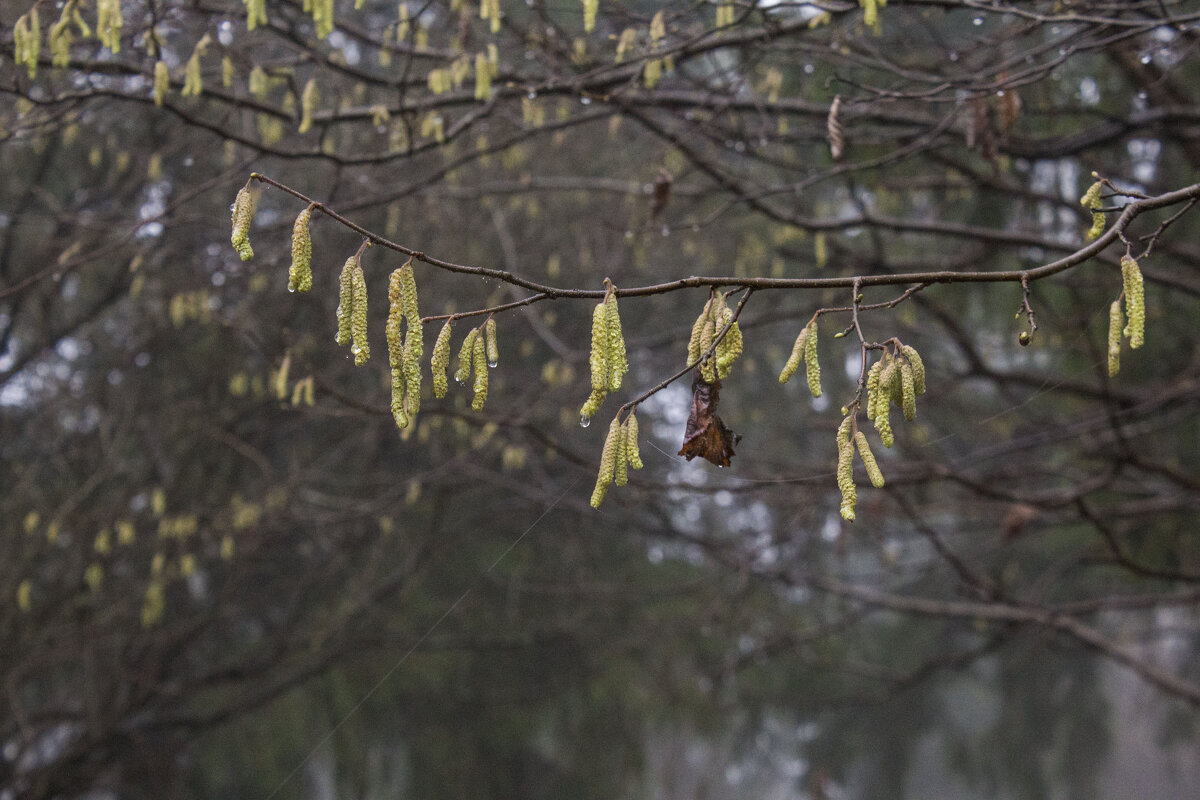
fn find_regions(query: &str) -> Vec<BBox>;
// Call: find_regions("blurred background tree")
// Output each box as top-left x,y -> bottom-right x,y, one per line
3,1 -> 1200,798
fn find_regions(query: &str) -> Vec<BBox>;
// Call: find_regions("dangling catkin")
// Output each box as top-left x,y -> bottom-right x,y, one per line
873,360 -> 895,447
900,345 -> 925,395
398,263 -> 422,416
349,261 -> 370,365
864,358 -> 883,421
688,296 -> 713,366
386,269 -> 408,427
605,293 -> 628,391
455,328 -> 478,385
431,319 -> 453,398
614,419 -> 629,487
484,317 -> 499,367
804,319 -> 822,398
779,326 -> 808,384
230,184 -> 257,261
625,412 -> 643,470
837,440 -> 857,521
335,255 -> 356,346
854,431 -> 884,488
1121,254 -> 1145,348
1107,300 -> 1122,378
589,301 -> 609,392
471,329 -> 488,410
899,360 -> 917,421
590,415 -> 621,508
289,206 -> 313,293
1081,179 -> 1105,241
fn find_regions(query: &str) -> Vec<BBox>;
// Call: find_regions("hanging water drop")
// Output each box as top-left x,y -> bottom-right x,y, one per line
579,414 -> 592,428
487,357 -> 498,368
287,286 -> 296,293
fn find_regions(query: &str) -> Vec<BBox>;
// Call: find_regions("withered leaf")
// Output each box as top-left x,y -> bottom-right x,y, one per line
678,368 -> 741,467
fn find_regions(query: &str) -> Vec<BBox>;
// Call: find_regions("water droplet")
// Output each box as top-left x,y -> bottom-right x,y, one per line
487,358 -> 499,368
350,345 -> 361,355
287,286 -> 296,293
1140,53 -> 1152,65
972,16 -> 982,25
579,414 -> 592,428
580,96 -> 591,105
455,375 -> 467,385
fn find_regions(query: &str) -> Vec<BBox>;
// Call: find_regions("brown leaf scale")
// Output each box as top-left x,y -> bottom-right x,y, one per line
678,369 -> 741,468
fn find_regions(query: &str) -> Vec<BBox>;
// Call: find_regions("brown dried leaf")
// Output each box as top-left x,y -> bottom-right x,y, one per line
678,368 -> 741,467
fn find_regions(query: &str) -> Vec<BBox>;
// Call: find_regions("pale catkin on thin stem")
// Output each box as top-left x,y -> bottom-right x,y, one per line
590,415 -> 622,508
471,329 -> 488,410
900,345 -> 925,395
349,262 -> 370,365
625,412 -> 643,470
336,255 -> 356,347
230,185 -> 257,261
431,319 -> 453,398
837,440 -> 857,522
854,431 -> 885,488
1107,300 -> 1123,378
456,328 -> 479,385
1121,254 -> 1145,349
779,326 -> 808,384
289,206 -> 313,293
484,317 -> 499,366
804,319 -> 822,398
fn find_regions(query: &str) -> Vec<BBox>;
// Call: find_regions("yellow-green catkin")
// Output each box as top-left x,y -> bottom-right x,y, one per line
471,328 -> 488,410
350,260 -> 370,364
715,303 -> 743,379
698,302 -> 717,383
1081,179 -> 1105,241
614,418 -> 629,487
605,294 -> 627,391
396,263 -> 422,417
625,412 -> 643,470
864,358 -> 883,419
1107,300 -> 1123,377
15,9 -> 40,77
289,206 -> 313,293
275,351 -> 291,399
873,359 -> 895,447
854,430 -> 884,488
484,317 -> 499,367
299,78 -> 317,133
97,0 -> 122,52
804,319 -> 822,398
456,327 -> 479,385
153,61 -> 170,106
387,269 -> 408,427
1121,254 -> 1145,348
837,439 -> 857,521
230,184 -> 257,261
900,345 -> 925,395
590,415 -> 621,508
779,326 -> 808,384
589,301 -> 609,392
899,360 -> 916,421
246,0 -> 267,30
582,0 -> 598,32
836,414 -> 853,452
336,256 -> 356,346
432,319 -> 453,398
688,297 -> 714,366
49,4 -> 73,68
474,52 -> 492,100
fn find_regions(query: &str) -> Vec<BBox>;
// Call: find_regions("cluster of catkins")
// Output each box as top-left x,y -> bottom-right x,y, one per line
1107,254 -> 1146,377
687,291 -> 744,382
1080,177 -> 1107,241
591,412 -> 644,508
579,287 -> 628,423
778,318 -> 822,397
432,316 -> 498,412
